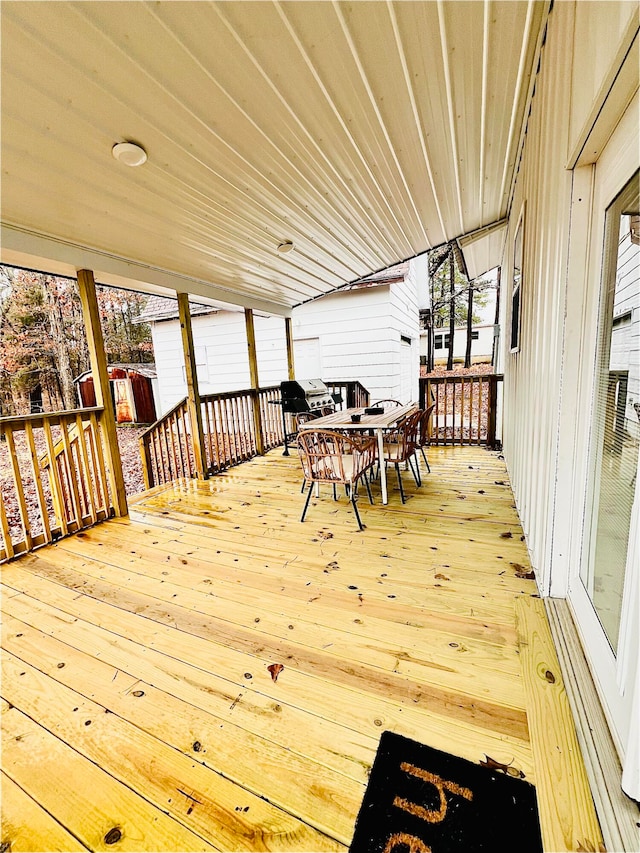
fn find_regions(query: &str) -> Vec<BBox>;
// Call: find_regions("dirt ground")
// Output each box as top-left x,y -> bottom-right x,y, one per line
0,425 -> 146,545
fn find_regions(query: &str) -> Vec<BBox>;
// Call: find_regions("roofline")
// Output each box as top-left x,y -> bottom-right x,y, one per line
1,223 -> 293,318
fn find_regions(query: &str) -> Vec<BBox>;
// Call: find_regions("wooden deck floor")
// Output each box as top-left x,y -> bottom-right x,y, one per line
1,446 -> 602,851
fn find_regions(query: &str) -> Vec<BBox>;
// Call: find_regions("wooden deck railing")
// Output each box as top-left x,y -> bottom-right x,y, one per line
0,408 -> 112,562
140,380 -> 371,489
419,374 -> 503,447
140,385 -> 291,489
325,380 -> 370,409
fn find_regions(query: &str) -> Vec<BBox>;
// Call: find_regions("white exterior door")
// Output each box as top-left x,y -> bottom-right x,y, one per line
293,337 -> 321,379
567,98 -> 639,798
399,338 -> 412,404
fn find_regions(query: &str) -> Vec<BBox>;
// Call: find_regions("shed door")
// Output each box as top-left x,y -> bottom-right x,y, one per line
113,379 -> 134,423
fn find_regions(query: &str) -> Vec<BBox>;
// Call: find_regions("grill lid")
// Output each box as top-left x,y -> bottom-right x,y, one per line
280,378 -> 334,412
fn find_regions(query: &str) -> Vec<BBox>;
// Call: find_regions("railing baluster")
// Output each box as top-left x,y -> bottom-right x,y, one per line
25,421 -> 52,544
0,474 -> 14,559
172,414 -> 180,478
418,375 -> 502,447
223,398 -> 234,464
60,416 -> 83,527
201,401 -> 212,472
43,418 -> 69,536
89,412 -> 110,513
4,426 -> 34,550
210,400 -> 222,471
74,414 -> 97,524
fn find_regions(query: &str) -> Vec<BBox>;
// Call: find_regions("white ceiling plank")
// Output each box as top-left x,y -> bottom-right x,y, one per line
0,1 -> 549,308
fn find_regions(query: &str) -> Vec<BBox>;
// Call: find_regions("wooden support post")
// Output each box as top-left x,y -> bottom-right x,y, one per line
285,317 -> 295,380
177,293 -> 208,479
487,375 -> 498,448
245,309 -> 265,456
139,435 -> 153,491
76,269 -> 128,516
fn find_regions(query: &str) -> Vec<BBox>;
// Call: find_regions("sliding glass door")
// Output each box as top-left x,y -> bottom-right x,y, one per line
581,173 -> 639,658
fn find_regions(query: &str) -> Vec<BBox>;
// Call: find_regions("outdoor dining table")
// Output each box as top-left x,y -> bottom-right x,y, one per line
297,402 -> 418,505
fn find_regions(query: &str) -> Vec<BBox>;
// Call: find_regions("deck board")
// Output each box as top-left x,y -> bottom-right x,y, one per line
1,446 -> 601,851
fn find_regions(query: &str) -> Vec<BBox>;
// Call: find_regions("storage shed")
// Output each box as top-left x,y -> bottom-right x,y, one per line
75,364 -> 158,424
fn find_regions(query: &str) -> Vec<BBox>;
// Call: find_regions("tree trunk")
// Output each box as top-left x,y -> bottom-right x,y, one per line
464,281 -> 474,368
44,279 -> 76,409
447,250 -> 455,371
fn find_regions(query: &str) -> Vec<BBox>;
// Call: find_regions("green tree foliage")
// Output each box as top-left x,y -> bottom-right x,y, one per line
0,266 -> 152,415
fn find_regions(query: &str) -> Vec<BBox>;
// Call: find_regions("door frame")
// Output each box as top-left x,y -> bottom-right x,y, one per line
563,94 -> 640,765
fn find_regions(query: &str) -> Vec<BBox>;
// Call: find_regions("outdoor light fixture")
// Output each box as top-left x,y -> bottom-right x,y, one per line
112,141 -> 148,167
276,240 -> 294,253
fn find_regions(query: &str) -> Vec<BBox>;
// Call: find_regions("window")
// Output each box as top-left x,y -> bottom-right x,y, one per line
471,331 -> 479,341
510,206 -> 525,352
581,171 -> 639,653
434,334 -> 443,350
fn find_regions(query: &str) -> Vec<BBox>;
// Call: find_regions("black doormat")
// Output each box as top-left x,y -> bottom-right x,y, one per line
350,731 -> 543,853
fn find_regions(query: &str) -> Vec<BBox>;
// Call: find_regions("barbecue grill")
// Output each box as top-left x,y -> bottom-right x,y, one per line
280,379 -> 335,414
277,379 -> 341,454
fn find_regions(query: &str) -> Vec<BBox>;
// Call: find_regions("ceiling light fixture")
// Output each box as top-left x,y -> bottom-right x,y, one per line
112,141 -> 148,167
276,240 -> 294,254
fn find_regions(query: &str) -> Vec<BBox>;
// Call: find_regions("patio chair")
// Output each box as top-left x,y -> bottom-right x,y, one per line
295,411 -> 323,492
417,404 -> 436,473
372,399 -> 402,411
297,429 -> 377,530
381,410 -> 422,503
296,411 -> 320,428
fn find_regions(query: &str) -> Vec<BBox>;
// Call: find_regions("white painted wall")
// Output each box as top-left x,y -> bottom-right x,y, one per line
498,0 -> 639,799
426,323 -> 494,363
293,273 -> 420,405
150,262 -> 421,413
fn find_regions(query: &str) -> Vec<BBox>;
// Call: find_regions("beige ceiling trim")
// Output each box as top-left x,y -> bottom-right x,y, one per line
457,218 -> 508,281
506,1 -> 553,217
567,17 -> 639,169
0,224 -> 293,317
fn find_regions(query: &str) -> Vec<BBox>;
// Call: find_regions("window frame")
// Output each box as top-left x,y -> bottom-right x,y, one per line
510,203 -> 526,353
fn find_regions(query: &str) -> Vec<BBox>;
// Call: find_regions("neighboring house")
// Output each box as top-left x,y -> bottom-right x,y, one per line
610,214 -> 640,441
421,323 -> 495,366
136,261 -> 421,415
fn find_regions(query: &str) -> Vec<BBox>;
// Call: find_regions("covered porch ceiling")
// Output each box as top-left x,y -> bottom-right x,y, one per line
0,1 -> 548,315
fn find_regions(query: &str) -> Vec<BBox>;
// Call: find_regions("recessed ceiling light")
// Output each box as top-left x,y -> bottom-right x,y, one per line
112,141 -> 148,167
276,240 -> 294,254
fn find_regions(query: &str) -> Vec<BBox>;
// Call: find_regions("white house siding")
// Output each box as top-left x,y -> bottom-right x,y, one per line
428,323 -> 495,363
150,262 -> 421,414
499,0 -> 576,592
292,285 -> 398,404
293,270 -> 420,405
499,0 -> 639,799
500,0 -> 638,592
389,264 -> 421,403
151,311 -> 287,413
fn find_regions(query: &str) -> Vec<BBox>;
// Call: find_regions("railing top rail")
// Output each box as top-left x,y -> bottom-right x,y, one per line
201,386 -> 277,403
422,373 -> 503,383
0,407 -> 104,429
139,397 -> 188,439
